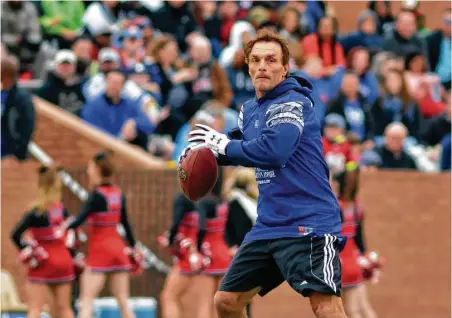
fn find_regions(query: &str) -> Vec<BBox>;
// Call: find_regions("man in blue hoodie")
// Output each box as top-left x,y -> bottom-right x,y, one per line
186,29 -> 346,318
82,70 -> 157,150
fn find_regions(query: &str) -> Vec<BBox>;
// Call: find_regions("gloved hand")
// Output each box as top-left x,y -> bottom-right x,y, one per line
188,124 -> 230,156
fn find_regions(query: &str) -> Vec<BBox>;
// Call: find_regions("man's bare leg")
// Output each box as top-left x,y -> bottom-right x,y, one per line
310,292 -> 348,318
214,287 -> 261,318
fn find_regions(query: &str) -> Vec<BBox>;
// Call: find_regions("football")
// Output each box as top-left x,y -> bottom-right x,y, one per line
178,148 -> 218,202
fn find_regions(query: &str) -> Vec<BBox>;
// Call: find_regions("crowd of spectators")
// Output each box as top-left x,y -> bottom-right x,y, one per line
1,0 -> 450,171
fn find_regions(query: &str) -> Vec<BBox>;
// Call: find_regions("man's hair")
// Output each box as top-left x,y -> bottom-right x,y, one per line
244,28 -> 290,66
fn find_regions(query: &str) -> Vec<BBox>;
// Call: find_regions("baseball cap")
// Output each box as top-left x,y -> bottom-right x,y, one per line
324,114 -> 346,129
55,50 -> 76,64
98,48 -> 120,64
123,27 -> 143,40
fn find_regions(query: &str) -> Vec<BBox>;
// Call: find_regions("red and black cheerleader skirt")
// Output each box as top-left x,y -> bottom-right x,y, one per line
86,225 -> 131,273
28,229 -> 75,284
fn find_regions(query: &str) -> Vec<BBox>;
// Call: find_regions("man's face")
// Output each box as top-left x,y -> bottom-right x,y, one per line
123,37 -> 143,55
105,73 -> 125,99
100,60 -> 119,73
341,73 -> 359,98
397,12 -> 416,39
248,41 -> 288,95
72,39 -> 93,60
190,44 -> 211,64
385,130 -> 405,153
351,49 -> 369,75
324,125 -> 343,141
55,62 -> 75,80
361,16 -> 376,34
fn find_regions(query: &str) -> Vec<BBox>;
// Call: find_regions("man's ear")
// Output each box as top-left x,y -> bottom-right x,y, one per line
283,64 -> 289,78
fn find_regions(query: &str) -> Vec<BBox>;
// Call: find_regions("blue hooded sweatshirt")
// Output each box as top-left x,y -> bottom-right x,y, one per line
82,94 -> 155,137
340,10 -> 384,55
220,75 -> 342,243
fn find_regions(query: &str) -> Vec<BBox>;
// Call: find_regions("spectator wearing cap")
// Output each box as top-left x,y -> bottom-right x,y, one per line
326,71 -> 375,144
1,0 -> 42,75
82,70 -> 161,150
374,122 -> 417,170
426,8 -> 451,90
346,47 -> 380,106
302,16 -> 346,77
1,55 -> 35,164
36,50 -> 86,116
295,56 -> 343,122
127,62 -> 162,105
340,10 -> 384,56
83,48 -> 158,115
135,16 -> 154,48
119,27 -> 145,74
382,10 -> 429,65
372,69 -> 421,140
38,0 -> 85,49
321,113 -> 358,177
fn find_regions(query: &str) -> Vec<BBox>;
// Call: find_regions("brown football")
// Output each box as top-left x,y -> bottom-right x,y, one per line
178,148 -> 218,202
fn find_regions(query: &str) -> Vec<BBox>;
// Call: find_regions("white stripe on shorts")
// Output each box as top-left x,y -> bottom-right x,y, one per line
323,234 -> 337,293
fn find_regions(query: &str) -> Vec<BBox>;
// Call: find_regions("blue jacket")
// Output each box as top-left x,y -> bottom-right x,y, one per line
221,75 -> 342,243
81,94 -> 155,137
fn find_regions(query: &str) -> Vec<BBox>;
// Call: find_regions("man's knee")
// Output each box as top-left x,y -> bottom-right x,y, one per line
214,291 -> 243,313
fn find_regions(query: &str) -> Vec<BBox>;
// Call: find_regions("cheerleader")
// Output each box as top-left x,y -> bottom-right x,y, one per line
223,168 -> 258,317
10,165 -> 75,318
335,170 -> 377,318
65,151 -> 137,318
159,192 -> 200,318
193,167 -> 233,318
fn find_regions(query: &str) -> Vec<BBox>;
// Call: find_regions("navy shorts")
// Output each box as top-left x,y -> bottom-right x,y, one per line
219,235 -> 342,297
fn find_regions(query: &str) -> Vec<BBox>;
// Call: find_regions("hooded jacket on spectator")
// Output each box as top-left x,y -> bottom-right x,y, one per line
1,84 -> 35,160
81,94 -> 155,137
340,11 -> 384,55
37,72 -> 86,116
